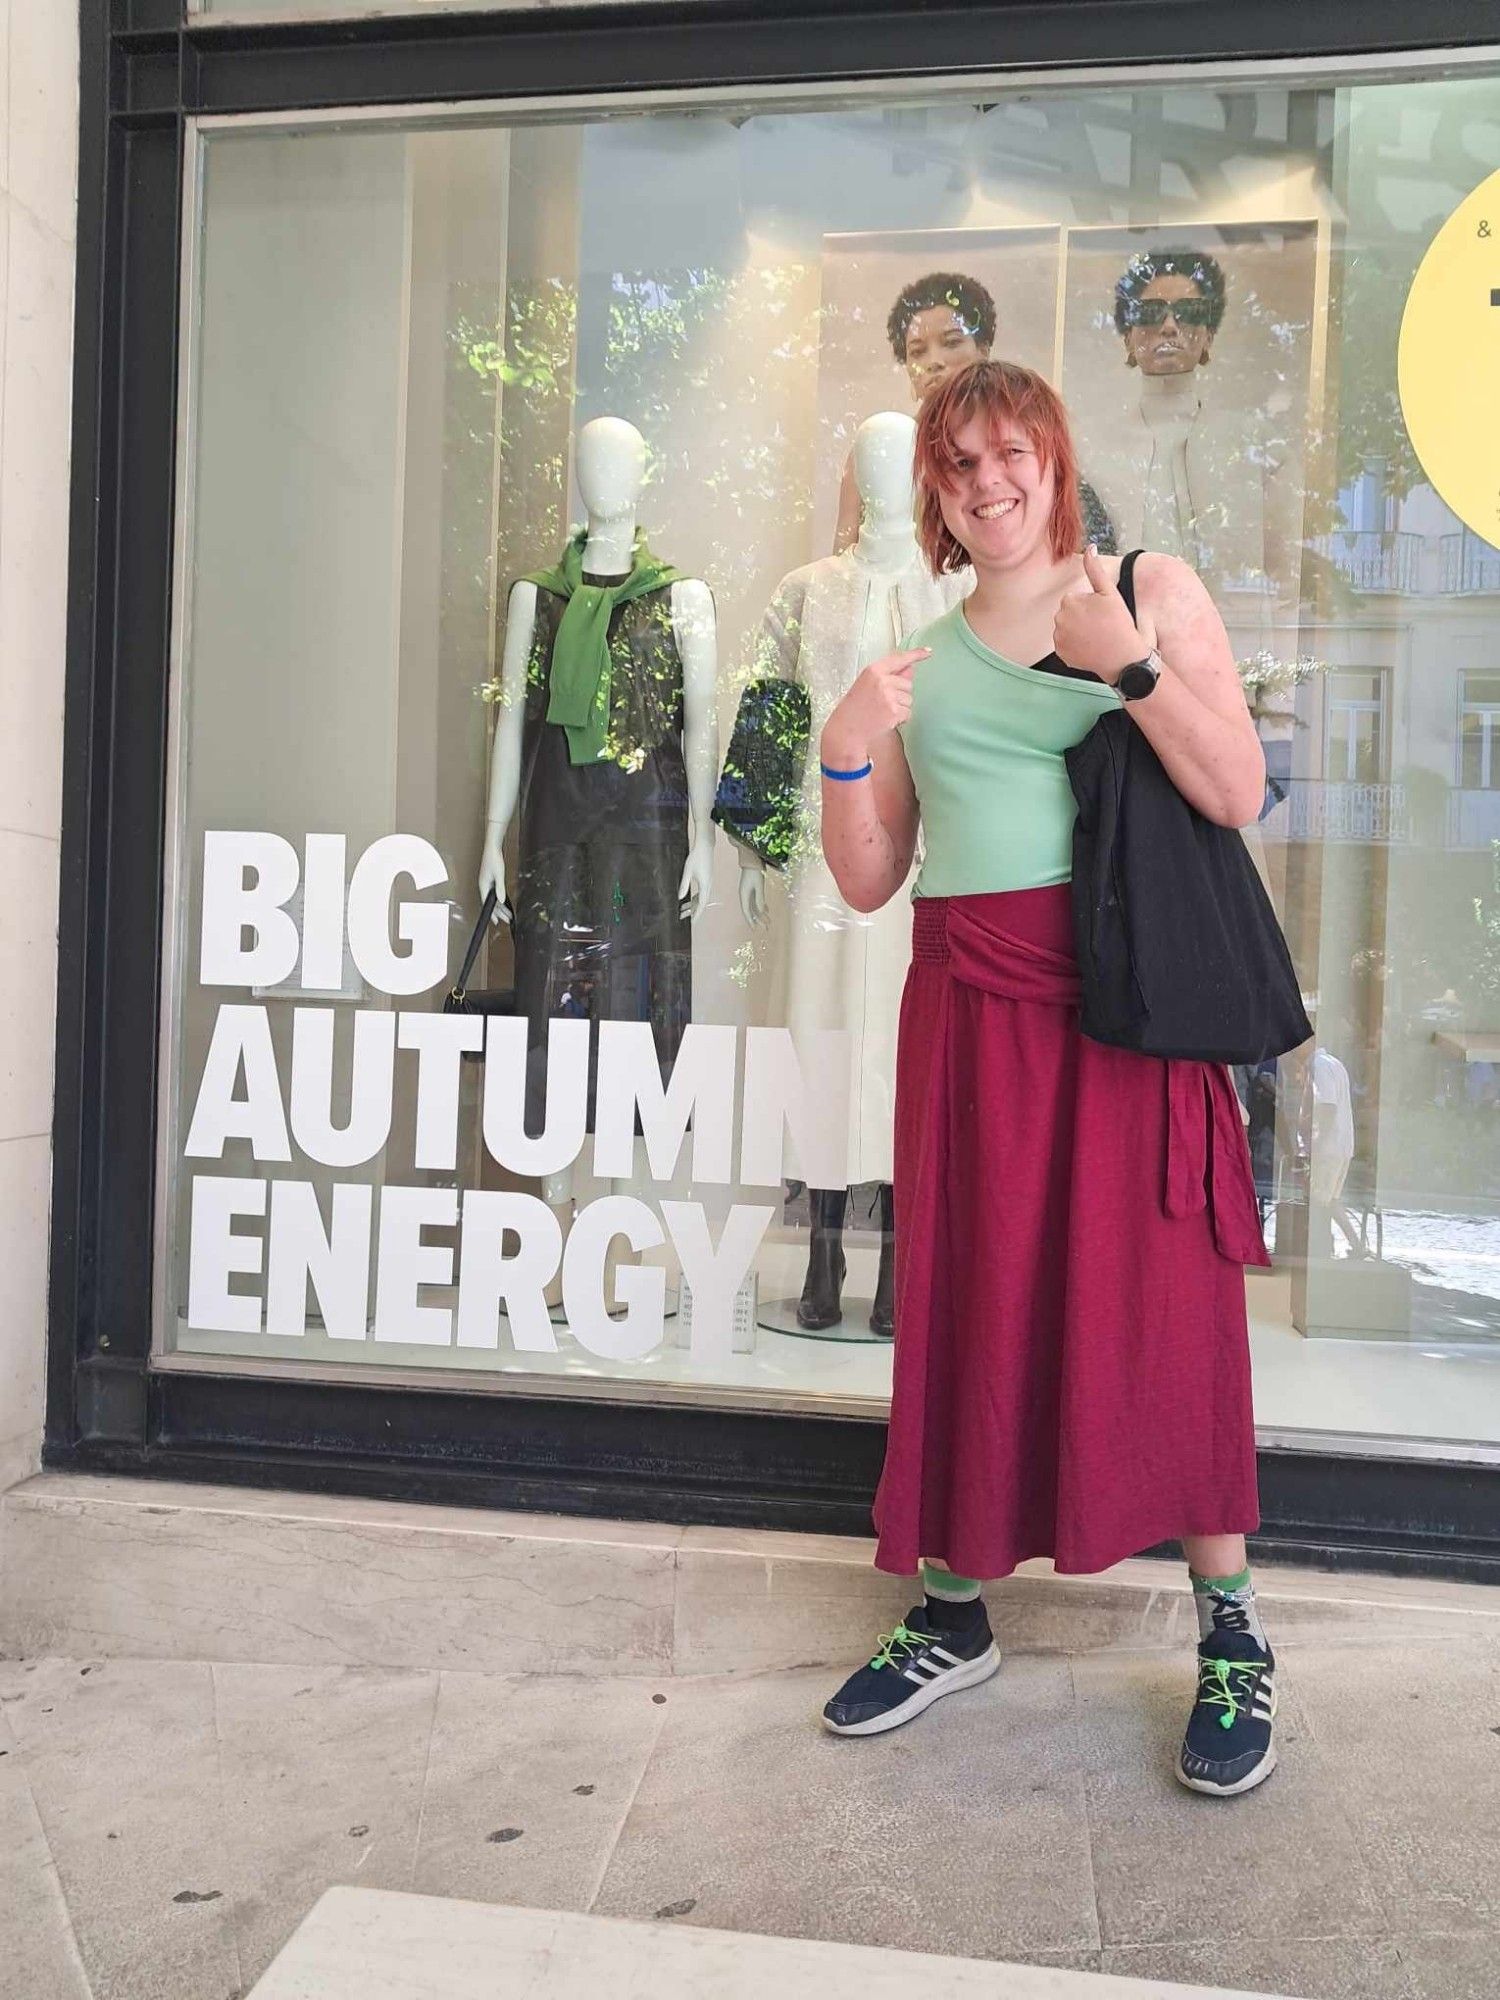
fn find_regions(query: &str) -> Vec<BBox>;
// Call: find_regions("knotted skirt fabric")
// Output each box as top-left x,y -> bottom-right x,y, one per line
874,885 -> 1268,1582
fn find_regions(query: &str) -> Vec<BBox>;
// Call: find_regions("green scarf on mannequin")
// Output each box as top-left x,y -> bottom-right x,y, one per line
527,527 -> 683,766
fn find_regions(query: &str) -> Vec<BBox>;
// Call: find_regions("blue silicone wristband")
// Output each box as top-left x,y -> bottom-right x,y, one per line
821,759 -> 873,782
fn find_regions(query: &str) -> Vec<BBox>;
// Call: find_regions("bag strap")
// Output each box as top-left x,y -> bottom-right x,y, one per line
452,888 -> 498,1000
1119,548 -> 1143,622
1113,550 -> 1148,1016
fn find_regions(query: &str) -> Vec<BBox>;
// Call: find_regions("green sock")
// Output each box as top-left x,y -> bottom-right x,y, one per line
921,1559 -> 982,1604
1190,1564 -> 1267,1648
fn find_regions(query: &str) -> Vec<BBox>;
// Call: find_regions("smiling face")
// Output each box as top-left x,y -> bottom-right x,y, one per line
903,304 -> 989,403
1123,273 -> 1215,375
937,412 -> 1056,571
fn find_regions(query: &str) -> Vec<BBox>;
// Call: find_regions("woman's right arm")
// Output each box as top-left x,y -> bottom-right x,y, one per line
819,647 -> 929,913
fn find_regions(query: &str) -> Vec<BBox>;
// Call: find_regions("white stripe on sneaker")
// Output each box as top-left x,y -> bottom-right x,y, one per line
823,1640 -> 1002,1738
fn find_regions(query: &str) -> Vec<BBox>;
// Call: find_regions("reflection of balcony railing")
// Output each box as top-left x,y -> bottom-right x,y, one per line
1310,530 -> 1421,593
1447,789 -> 1500,849
1440,531 -> 1500,594
1281,779 -> 1409,843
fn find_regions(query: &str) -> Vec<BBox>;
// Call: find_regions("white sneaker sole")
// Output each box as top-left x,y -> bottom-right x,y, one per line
1174,1682 -> 1279,1796
1174,1741 -> 1278,1796
822,1641 -> 1002,1737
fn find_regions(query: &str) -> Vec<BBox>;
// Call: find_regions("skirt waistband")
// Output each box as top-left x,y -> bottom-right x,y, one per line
911,897 -> 951,966
910,887 -> 1078,998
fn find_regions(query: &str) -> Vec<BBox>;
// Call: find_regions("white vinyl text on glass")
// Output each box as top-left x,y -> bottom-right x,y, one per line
184,833 -> 851,1362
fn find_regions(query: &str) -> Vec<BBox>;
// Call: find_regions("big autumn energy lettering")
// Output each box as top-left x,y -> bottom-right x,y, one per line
181,832 -> 851,1362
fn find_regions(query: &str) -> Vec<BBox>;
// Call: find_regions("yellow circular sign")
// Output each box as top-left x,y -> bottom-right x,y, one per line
1398,166 -> 1500,546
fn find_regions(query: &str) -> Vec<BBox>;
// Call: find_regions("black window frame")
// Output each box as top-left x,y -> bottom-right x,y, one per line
50,0 -> 1500,1582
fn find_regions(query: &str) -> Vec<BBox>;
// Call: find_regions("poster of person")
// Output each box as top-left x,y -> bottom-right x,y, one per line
1058,220 -> 1318,624
815,226 -> 1065,555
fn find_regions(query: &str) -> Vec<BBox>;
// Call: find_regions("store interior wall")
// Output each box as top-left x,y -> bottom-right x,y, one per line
0,0 -> 78,1495
171,128 -> 414,1325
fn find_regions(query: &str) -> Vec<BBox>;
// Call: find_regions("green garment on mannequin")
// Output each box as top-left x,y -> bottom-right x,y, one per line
527,528 -> 683,767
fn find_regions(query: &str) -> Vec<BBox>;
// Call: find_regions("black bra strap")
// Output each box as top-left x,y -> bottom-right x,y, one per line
1118,548 -> 1143,621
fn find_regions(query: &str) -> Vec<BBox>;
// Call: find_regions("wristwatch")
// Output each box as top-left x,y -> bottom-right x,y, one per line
1117,648 -> 1163,702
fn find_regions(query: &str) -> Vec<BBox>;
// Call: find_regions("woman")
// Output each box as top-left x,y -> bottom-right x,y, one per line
831,271 -> 1115,556
816,359 -> 1277,1798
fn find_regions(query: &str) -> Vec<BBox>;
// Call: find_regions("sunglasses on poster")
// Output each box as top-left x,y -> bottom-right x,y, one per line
1120,296 -> 1217,328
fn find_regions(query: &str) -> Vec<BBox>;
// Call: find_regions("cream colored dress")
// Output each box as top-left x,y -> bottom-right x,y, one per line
742,546 -> 970,1184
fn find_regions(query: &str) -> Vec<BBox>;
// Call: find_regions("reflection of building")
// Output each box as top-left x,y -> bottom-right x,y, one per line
1280,473 -> 1500,861
1263,466 -> 1500,1346
1283,779 -> 1410,844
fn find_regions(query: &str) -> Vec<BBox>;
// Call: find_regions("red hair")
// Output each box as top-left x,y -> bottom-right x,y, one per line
914,360 -> 1083,572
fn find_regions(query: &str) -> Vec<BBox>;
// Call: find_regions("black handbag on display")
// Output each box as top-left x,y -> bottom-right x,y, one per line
1063,563 -> 1312,1067
711,675 -> 812,870
443,889 -> 516,1045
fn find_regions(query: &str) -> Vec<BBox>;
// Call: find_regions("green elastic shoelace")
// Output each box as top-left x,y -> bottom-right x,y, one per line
869,1621 -> 938,1671
1198,1655 -> 1264,1731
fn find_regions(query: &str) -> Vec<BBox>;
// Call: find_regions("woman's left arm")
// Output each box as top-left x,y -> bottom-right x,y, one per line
1054,549 -> 1265,829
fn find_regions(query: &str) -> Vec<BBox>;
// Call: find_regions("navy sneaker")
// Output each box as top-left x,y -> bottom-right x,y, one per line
1176,1628 -> 1278,1796
822,1608 -> 1001,1737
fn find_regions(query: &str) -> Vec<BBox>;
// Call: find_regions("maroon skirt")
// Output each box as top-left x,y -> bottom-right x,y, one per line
873,885 -> 1268,1582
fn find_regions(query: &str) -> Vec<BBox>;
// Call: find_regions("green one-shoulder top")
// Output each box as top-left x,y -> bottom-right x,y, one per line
899,602 -> 1121,899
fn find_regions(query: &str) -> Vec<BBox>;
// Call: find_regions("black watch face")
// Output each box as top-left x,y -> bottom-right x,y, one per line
1119,659 -> 1157,700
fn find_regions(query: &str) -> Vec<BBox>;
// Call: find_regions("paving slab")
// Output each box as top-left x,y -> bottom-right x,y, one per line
0,1654 -> 243,2000
212,1661 -> 440,1988
0,1700 -> 92,2000
246,1889 -> 1293,1998
1101,1937 -> 1414,1999
1288,1640 -> 1500,1937
1070,1650 -> 1388,1952
592,1655 -> 1100,1963
1389,1930 -> 1500,2000
411,1669 -> 669,1912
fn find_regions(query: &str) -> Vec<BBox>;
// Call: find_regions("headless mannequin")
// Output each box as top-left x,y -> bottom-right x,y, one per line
481,415 -> 719,1266
742,411 -> 929,1335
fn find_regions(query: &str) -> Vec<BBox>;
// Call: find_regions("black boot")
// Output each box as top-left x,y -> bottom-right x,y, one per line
797,1187 -> 848,1329
870,1183 -> 896,1338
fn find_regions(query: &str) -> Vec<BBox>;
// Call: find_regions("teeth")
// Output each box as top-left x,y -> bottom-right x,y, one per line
973,501 -> 1016,519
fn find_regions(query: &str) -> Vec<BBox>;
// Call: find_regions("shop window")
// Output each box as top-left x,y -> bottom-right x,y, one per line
157,66 -> 1500,1455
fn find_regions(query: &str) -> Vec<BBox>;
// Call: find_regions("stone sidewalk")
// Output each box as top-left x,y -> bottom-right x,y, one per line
3,1612 -> 1498,2000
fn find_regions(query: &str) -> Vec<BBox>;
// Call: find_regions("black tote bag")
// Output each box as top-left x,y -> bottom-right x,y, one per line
1064,649 -> 1311,1068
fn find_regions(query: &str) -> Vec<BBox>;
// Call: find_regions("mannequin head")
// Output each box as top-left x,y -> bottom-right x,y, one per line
575,416 -> 647,521
852,410 -> 918,527
1113,247 -> 1226,375
915,361 -> 1081,574
886,272 -> 997,404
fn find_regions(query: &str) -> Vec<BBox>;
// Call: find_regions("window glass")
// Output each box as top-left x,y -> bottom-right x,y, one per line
160,64 -> 1500,1452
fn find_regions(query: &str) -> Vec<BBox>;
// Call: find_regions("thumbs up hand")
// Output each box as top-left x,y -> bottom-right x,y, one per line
1052,546 -> 1146,683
